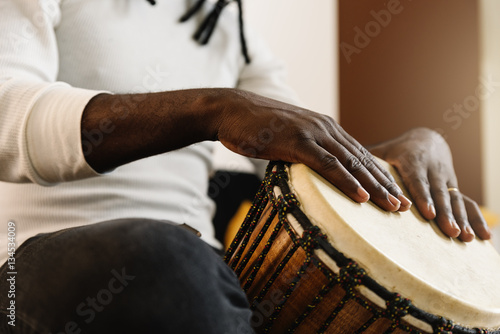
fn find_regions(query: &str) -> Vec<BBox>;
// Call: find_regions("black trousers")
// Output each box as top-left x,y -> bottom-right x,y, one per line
0,219 -> 254,334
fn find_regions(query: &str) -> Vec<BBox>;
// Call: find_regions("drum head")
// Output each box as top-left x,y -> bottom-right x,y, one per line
288,160 -> 500,329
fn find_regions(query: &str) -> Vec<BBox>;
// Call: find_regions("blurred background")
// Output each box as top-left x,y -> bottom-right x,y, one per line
241,0 -> 500,249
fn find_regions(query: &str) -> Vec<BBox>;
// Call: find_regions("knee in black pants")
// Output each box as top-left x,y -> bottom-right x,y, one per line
0,219 -> 253,334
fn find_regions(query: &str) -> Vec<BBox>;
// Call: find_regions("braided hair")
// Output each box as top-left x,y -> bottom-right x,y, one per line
146,0 -> 250,64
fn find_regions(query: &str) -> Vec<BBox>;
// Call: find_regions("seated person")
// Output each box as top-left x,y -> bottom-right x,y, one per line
0,1 -> 490,333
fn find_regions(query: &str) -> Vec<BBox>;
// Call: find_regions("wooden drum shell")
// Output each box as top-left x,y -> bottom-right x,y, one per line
226,190 -> 420,333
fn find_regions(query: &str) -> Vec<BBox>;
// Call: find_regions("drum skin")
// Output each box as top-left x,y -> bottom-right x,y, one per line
225,161 -> 500,334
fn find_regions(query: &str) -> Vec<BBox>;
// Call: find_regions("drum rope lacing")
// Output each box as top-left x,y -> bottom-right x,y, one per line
224,162 -> 499,334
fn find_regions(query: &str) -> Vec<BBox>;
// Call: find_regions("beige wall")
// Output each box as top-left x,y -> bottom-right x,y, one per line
479,0 -> 500,249
339,0 -> 483,202
479,0 -> 500,212
245,0 -> 337,118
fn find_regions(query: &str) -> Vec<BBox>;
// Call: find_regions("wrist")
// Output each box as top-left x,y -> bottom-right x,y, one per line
191,88 -> 236,142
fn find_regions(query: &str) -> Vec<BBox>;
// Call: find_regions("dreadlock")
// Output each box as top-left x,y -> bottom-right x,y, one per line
146,0 -> 251,64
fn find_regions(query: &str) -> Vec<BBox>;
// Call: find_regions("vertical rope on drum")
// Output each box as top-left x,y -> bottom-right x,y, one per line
383,294 -> 412,333
262,257 -> 313,333
287,258 -> 337,333
242,218 -> 284,292
317,292 -> 353,334
352,310 -> 381,333
237,179 -> 297,281
313,257 -> 359,334
250,243 -> 300,308
224,179 -> 268,267
318,262 -> 366,333
226,163 -> 280,269
353,293 -> 412,334
234,205 -> 278,277
288,282 -> 336,333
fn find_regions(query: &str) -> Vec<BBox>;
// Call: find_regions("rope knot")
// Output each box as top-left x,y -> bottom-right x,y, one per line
435,317 -> 455,334
384,293 -> 411,320
338,262 -> 366,287
275,193 -> 298,212
299,226 -> 325,253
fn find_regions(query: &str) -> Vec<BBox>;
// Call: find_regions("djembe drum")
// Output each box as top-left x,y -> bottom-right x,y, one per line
225,160 -> 500,334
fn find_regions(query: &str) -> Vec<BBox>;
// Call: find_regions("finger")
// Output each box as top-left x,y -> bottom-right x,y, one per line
336,128 -> 411,210
448,188 -> 475,242
390,160 -> 436,220
300,143 -> 371,204
360,150 -> 412,211
350,144 -> 412,211
338,127 -> 398,185
428,172 -> 461,238
320,140 -> 401,212
462,194 -> 492,240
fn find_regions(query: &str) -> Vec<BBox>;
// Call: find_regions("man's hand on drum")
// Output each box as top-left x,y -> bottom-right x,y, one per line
216,89 -> 412,213
369,128 -> 491,241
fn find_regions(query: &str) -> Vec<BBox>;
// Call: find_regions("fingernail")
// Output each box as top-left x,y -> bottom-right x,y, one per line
357,187 -> 370,201
465,226 -> 475,236
451,220 -> 461,236
428,203 -> 436,217
484,229 -> 492,239
388,194 -> 401,209
398,194 -> 412,210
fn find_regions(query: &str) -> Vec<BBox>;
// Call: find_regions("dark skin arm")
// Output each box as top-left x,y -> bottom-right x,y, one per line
82,88 -> 410,213
369,128 -> 491,241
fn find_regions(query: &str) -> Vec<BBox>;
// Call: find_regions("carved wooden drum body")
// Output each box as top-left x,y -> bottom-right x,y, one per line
225,161 -> 500,334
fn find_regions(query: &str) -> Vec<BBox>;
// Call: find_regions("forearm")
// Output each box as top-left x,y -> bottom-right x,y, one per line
82,88 -> 228,173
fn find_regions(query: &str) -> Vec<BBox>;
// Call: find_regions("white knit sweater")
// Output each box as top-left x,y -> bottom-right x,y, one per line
0,0 -> 298,265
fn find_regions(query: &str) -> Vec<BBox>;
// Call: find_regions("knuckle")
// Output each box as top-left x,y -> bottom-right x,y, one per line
291,131 -> 314,149
415,176 -> 430,186
358,152 -> 375,169
456,217 -> 470,228
409,149 -> 426,163
405,150 -> 428,171
433,187 -> 448,198
318,113 -> 334,124
383,181 -> 400,195
410,189 -> 430,203
309,115 -> 330,131
319,155 -> 342,172
438,209 -> 454,221
359,146 -> 370,156
434,161 -> 445,174
449,192 -> 464,204
406,177 -> 430,200
345,155 -> 364,173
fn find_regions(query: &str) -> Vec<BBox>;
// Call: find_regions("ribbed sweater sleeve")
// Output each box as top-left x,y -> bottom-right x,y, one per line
0,0 -> 102,185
